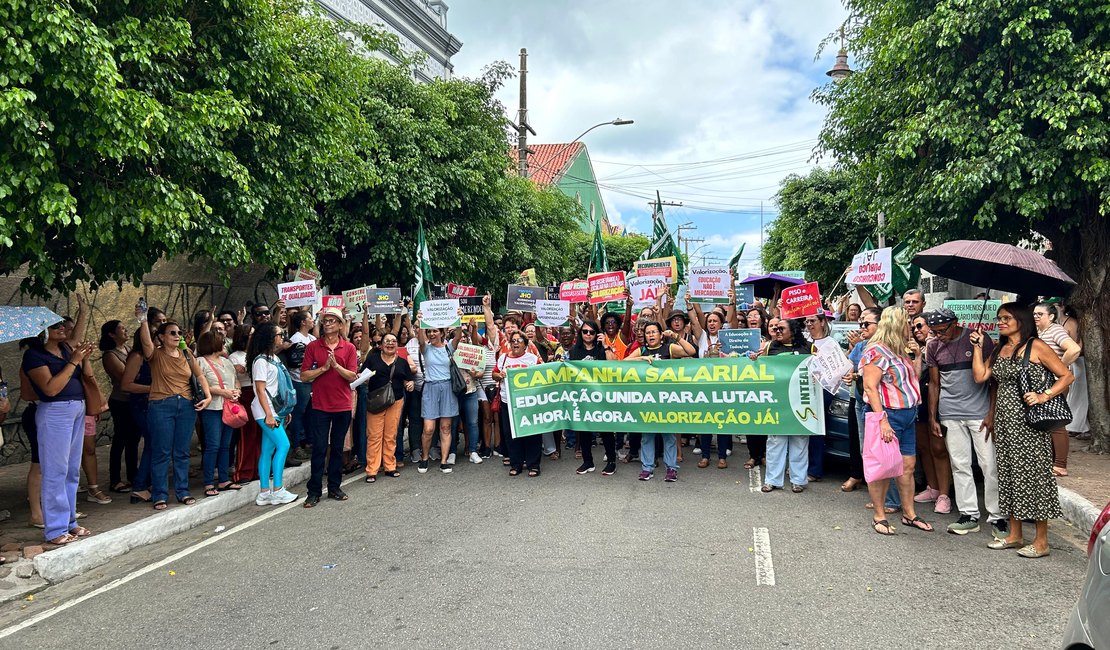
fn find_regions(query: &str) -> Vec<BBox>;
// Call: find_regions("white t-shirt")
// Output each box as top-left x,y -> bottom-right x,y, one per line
228,351 -> 250,388
288,332 -> 316,382
497,352 -> 539,403
698,330 -> 723,358
250,355 -> 280,421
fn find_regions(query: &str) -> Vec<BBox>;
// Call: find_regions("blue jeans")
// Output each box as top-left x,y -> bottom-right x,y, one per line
641,433 -> 678,472
765,435 -> 809,488
290,380 -> 313,448
698,434 -> 732,460
352,384 -> 368,466
307,409 -> 351,496
457,390 -> 480,454
130,397 -> 152,492
36,400 -> 84,540
148,395 -> 196,503
200,409 -> 232,486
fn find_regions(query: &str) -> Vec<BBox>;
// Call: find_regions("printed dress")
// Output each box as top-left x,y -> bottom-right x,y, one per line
991,355 -> 1062,521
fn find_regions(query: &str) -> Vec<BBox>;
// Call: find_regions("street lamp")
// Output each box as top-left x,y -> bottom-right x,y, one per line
531,118 -> 635,179
826,25 -> 854,80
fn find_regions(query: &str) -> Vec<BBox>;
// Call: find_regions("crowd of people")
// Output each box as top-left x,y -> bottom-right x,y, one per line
6,278 -> 1089,559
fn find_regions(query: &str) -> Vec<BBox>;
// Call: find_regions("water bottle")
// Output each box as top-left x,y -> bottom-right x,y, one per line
0,381 -> 8,400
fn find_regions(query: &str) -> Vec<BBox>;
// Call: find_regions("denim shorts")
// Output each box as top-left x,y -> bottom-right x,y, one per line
421,380 -> 458,420
884,406 -> 917,456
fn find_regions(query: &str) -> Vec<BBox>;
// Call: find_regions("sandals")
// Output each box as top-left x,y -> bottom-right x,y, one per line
365,475 -> 377,483
304,495 -> 320,508
110,482 -> 132,493
508,469 -> 520,477
743,458 -> 757,470
177,495 -> 196,505
153,500 -> 168,511
791,484 -> 805,493
502,458 -> 511,466
697,458 -> 710,469
48,533 -> 79,545
328,490 -> 349,501
865,502 -> 900,514
760,484 -> 778,493
872,519 -> 896,536
384,470 -> 401,478
217,482 -> 243,491
86,485 -> 112,504
717,459 -> 728,469
901,515 -> 934,532
1051,466 -> 1068,477
528,469 -> 541,477
549,451 -> 560,461
69,526 -> 92,537
840,478 -> 861,492
130,491 -> 152,504
204,486 -> 220,498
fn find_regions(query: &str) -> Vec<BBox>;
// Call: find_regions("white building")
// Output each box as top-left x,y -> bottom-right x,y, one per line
315,0 -> 463,82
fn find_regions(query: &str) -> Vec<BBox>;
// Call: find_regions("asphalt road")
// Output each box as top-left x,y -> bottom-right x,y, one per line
0,455 -> 1090,649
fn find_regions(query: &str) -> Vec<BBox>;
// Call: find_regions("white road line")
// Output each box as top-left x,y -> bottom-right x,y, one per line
0,472 -> 365,640
748,466 -> 762,493
753,527 -> 776,586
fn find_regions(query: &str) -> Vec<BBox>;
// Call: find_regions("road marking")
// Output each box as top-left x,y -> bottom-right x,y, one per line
749,466 -> 762,492
0,472 -> 364,640
753,527 -> 776,586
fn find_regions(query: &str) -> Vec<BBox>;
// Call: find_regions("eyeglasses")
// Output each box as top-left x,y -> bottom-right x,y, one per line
321,318 -> 341,325
804,319 -> 820,325
858,321 -> 877,328
996,315 -> 1014,323
165,330 -> 182,337
1032,312 -> 1049,318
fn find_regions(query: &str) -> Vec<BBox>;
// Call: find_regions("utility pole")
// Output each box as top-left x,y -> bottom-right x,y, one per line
517,48 -> 536,178
682,237 -> 704,259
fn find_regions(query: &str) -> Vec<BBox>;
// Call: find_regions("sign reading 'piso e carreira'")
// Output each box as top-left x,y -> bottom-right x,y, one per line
505,357 -> 825,439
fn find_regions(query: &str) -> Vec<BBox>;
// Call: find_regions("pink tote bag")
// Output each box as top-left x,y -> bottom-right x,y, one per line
863,411 -> 903,483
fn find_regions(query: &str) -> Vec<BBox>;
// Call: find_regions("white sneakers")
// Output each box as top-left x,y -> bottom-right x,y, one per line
469,451 -> 483,464
256,488 -> 298,505
446,453 -> 456,465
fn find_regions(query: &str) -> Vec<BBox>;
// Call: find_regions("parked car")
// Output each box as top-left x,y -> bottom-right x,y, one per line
1061,500 -> 1110,649
823,383 -> 852,460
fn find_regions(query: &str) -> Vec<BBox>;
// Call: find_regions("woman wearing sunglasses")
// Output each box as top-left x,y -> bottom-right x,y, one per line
138,308 -> 212,510
492,331 -> 541,476
568,320 -> 618,475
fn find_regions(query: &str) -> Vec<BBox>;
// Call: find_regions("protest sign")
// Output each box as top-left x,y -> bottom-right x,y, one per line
718,329 -> 763,356
944,300 -> 1002,340
342,287 -> 372,318
294,267 -> 321,284
634,257 -> 678,284
431,284 -> 447,299
735,283 -> 755,309
588,271 -> 628,305
460,296 -> 484,324
809,337 -> 854,394
278,280 -> 317,308
517,268 -> 538,286
545,286 -> 560,300
559,279 -> 590,303
505,356 -> 825,438
773,271 -> 806,280
534,300 -> 571,327
453,343 -> 487,372
368,288 -> 403,314
418,299 -> 460,329
688,266 -> 731,305
506,285 -> 540,312
780,282 -> 822,319
321,295 -> 345,310
447,283 -> 476,298
829,322 -> 859,350
848,247 -> 893,285
627,276 -> 668,310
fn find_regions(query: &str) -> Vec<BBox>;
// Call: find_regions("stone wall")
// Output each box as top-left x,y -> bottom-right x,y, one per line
0,258 -> 278,466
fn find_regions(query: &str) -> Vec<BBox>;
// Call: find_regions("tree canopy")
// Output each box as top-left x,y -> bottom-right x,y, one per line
761,168 -> 875,292
815,0 -> 1110,450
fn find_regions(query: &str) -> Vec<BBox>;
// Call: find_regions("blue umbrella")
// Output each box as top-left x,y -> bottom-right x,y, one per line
0,306 -> 65,344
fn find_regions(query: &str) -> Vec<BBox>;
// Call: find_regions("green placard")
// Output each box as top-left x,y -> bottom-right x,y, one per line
505,357 -> 825,438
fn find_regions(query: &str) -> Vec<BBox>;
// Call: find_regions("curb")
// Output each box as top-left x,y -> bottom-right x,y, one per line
32,464 -> 311,584
1057,485 -> 1102,539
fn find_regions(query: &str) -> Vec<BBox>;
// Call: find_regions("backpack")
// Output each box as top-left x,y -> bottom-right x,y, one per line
265,357 -> 297,418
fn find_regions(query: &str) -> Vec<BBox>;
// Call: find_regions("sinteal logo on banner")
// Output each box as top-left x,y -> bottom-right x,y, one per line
505,356 -> 824,438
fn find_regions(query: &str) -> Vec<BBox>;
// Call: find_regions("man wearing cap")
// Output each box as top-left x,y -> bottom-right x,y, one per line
300,307 -> 358,507
924,308 -> 1005,538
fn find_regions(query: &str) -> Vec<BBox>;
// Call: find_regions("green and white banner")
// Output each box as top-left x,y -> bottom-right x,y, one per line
506,357 -> 825,438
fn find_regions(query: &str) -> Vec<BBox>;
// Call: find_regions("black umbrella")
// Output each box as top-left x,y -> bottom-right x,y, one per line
739,273 -> 805,298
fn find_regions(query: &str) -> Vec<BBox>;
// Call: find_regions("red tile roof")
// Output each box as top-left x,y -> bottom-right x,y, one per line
512,142 -> 583,186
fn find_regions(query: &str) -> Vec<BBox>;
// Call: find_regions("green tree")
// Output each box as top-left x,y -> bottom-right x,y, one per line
761,168 -> 875,291
0,0 -> 380,296
815,0 -> 1110,451
562,232 -> 652,278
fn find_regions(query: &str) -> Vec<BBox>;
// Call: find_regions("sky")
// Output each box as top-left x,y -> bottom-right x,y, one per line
446,0 -> 849,278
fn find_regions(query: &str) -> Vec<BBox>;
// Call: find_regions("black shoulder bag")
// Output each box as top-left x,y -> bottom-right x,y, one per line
365,359 -> 397,414
1015,341 -> 1071,431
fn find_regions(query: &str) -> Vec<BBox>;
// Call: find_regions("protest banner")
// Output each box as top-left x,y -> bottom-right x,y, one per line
808,337 -> 854,394
718,329 -> 763,356
431,284 -> 447,299
321,295 -> 345,310
688,266 -> 731,305
447,283 -> 476,298
626,276 -> 668,310
588,271 -> 628,305
342,286 -> 372,318
944,299 -> 1002,340
545,286 -> 560,300
780,282 -> 822,319
418,299 -> 460,329
518,268 -> 538,286
534,300 -> 571,327
294,267 -> 321,284
278,280 -> 317,308
368,288 -> 403,314
634,256 -> 678,284
453,343 -> 487,372
735,283 -> 755,309
829,322 -> 858,350
559,279 -> 590,303
460,296 -> 484,324
506,285 -> 540,312
848,247 -> 893,285
772,271 -> 806,280
505,356 -> 825,438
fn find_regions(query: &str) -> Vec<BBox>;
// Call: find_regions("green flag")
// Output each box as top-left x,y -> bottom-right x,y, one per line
728,242 -> 745,276
588,214 -> 609,274
414,218 -> 434,307
638,191 -> 686,283
856,237 -> 920,302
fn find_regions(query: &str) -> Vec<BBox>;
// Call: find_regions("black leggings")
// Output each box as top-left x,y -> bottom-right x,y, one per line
580,432 -> 616,467
108,398 -> 140,485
